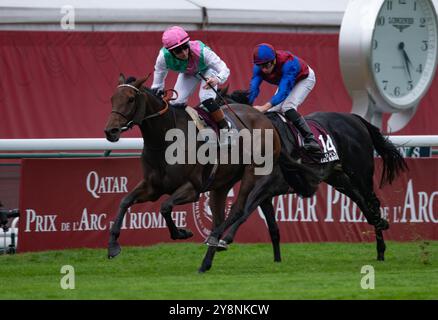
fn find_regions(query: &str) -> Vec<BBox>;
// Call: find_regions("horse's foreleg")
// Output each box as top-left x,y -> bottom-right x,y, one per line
259,199 -> 281,262
198,246 -> 217,274
205,166 -> 259,246
206,170 -> 271,247
198,186 -> 230,273
223,169 -> 286,260
222,196 -> 281,263
160,182 -> 199,240
220,215 -> 241,248
221,196 -> 280,259
108,180 -> 156,259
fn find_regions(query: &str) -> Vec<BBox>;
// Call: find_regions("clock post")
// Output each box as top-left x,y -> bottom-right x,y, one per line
339,0 -> 438,133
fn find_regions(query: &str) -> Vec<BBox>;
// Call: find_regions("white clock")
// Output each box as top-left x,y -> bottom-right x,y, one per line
339,0 -> 438,132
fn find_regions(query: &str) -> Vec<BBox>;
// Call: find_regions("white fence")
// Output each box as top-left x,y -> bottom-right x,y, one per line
1,136 -> 438,151
0,138 -> 143,151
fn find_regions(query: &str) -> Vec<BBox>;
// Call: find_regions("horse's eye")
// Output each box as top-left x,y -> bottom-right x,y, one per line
128,97 -> 135,103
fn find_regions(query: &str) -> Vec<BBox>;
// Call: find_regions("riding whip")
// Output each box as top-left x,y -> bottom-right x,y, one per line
197,72 -> 249,130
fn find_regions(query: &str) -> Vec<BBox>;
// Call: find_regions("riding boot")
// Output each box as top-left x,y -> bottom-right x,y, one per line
284,109 -> 322,155
203,98 -> 231,146
202,98 -> 230,130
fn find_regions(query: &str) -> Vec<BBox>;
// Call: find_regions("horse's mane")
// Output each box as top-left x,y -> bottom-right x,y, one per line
217,86 -> 251,105
230,90 -> 251,105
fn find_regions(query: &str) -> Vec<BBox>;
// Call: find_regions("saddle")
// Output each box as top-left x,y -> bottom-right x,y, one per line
185,105 -> 235,137
185,106 -> 218,133
265,112 -> 339,165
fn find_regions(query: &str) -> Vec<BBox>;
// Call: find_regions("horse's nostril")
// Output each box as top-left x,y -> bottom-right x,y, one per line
104,127 -> 120,139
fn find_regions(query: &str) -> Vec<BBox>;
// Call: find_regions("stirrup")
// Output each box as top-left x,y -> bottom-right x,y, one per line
218,136 -> 231,147
218,121 -> 234,147
218,120 -> 232,131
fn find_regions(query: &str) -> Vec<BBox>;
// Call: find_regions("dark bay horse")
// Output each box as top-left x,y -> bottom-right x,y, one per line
197,89 -> 408,272
104,74 -> 313,260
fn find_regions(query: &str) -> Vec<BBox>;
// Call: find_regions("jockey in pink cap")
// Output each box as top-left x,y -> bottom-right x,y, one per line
151,26 -> 231,130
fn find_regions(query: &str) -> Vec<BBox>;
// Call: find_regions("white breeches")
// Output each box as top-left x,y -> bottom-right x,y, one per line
267,67 -> 316,113
172,69 -> 218,104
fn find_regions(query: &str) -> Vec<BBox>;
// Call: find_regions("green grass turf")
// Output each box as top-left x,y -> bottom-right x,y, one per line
0,241 -> 437,300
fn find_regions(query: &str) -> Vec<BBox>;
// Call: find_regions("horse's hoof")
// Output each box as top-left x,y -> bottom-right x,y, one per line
377,255 -> 385,261
216,240 -> 228,252
198,266 -> 208,273
274,258 -> 282,263
108,243 -> 121,259
198,264 -> 211,273
172,228 -> 194,240
179,228 -> 193,239
204,235 -> 219,247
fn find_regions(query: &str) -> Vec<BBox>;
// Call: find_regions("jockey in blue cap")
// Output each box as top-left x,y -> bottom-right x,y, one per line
249,43 -> 321,155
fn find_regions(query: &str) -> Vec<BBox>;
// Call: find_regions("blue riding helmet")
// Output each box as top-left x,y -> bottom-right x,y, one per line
253,43 -> 276,65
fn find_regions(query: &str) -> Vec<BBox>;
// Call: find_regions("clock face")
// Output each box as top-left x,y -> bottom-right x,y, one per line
371,0 -> 438,109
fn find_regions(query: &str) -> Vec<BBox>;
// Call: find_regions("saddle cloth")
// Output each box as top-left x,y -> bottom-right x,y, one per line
266,112 -> 339,164
184,106 -> 206,131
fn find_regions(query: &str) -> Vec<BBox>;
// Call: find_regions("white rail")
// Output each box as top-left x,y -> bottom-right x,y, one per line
0,136 -> 438,151
0,138 -> 143,151
386,136 -> 438,147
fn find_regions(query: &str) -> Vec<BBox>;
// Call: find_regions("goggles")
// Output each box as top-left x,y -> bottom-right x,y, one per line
258,60 -> 274,69
171,43 -> 190,54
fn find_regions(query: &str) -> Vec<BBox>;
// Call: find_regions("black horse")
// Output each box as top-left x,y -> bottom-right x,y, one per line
197,89 -> 408,272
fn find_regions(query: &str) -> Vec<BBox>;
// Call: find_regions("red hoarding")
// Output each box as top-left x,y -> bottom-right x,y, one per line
1,30 -> 437,140
18,158 -> 438,252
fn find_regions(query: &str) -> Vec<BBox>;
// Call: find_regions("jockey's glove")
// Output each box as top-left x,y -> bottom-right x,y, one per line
151,87 -> 164,97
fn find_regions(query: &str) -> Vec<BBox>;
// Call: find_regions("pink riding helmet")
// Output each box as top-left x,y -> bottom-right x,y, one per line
162,26 -> 190,50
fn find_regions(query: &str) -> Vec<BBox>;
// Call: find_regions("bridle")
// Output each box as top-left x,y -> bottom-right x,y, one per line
112,84 -> 177,131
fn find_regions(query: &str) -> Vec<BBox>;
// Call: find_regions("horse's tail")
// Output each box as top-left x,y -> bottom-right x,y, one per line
354,115 -> 408,187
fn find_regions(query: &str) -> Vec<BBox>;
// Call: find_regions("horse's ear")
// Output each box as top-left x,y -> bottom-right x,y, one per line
118,73 -> 126,85
133,77 -> 146,89
133,74 -> 150,89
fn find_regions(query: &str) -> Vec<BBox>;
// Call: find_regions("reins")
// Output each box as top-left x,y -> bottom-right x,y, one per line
197,72 -> 249,130
142,89 -> 177,121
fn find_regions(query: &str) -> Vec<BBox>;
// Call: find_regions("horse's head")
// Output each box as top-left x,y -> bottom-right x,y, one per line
104,73 -> 148,142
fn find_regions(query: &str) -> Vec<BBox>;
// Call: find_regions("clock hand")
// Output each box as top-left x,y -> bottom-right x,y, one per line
402,49 -> 413,80
403,52 -> 412,81
398,42 -> 413,81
